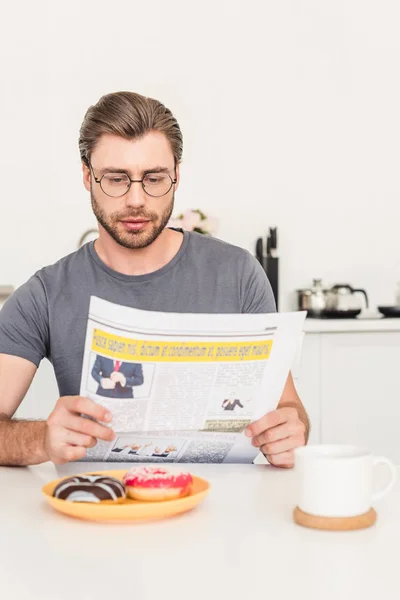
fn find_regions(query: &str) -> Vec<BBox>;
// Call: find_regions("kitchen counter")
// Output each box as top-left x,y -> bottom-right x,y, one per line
1,461 -> 399,600
303,316 -> 400,333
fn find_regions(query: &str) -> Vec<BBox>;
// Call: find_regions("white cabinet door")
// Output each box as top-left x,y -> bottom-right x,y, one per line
320,332 -> 400,463
1,298 -> 58,420
297,333 -> 321,444
15,359 -> 59,420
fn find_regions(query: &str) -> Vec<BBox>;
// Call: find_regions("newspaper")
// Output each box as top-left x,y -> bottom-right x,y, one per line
79,296 -> 306,464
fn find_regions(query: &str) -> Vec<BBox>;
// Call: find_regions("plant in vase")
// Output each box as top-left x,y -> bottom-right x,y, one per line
168,209 -> 217,235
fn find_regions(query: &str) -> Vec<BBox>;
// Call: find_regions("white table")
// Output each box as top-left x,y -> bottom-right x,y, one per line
1,462 -> 399,600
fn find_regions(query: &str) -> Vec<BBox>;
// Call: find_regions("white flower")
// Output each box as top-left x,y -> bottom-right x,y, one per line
168,209 -> 216,234
200,217 -> 217,234
181,210 -> 202,231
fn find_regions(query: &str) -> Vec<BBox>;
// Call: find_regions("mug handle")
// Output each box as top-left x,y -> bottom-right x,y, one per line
372,456 -> 397,502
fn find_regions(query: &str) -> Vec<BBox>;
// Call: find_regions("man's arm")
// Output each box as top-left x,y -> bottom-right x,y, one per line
0,278 -> 116,467
0,353 -> 116,467
277,373 -> 310,443
245,373 -> 310,468
0,353 -> 48,466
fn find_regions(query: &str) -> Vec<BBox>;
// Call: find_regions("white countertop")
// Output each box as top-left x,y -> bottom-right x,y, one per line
1,461 -> 399,600
303,316 -> 400,333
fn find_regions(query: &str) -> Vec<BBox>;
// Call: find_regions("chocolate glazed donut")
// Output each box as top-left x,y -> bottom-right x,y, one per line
53,475 -> 126,503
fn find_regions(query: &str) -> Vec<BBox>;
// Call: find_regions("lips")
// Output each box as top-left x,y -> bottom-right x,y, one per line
121,219 -> 150,232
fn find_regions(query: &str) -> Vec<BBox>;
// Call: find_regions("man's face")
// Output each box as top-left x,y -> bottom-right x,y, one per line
83,131 -> 180,249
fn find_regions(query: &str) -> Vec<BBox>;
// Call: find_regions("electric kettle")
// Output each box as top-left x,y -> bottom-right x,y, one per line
324,284 -> 369,317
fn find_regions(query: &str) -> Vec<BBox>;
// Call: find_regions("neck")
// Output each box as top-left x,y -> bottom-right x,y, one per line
94,227 -> 184,276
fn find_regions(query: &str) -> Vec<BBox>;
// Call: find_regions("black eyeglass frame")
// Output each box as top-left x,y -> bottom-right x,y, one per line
88,162 -> 177,198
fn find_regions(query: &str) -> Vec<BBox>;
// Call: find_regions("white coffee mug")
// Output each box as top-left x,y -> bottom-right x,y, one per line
294,444 -> 397,518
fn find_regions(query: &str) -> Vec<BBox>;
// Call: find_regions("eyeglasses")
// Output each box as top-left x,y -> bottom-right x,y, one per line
89,163 -> 177,198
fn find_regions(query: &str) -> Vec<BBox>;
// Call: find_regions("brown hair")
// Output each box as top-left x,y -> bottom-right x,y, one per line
79,91 -> 183,166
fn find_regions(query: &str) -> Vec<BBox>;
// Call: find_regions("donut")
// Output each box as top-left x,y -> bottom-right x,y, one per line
53,474 -> 126,504
123,466 -> 193,502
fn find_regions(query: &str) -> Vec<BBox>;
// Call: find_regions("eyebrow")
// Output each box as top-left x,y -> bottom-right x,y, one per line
97,166 -> 172,176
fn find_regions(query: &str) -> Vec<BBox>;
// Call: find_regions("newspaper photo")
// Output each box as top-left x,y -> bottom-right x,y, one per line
79,296 -> 306,464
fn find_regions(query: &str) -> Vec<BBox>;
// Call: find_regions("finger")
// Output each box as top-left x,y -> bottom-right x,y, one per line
246,407 -> 296,438
52,445 -> 88,465
61,396 -> 112,423
252,422 -> 303,448
260,435 -> 304,456
265,450 -> 295,468
62,413 -> 115,442
64,430 -> 97,448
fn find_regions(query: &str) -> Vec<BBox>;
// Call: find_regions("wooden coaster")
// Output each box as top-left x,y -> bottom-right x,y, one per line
293,506 -> 377,531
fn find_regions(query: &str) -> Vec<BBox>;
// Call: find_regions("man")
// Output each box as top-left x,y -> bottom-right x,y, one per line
91,356 -> 144,398
0,91 -> 309,468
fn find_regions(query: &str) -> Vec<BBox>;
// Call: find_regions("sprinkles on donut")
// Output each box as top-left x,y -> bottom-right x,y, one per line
123,466 -> 193,501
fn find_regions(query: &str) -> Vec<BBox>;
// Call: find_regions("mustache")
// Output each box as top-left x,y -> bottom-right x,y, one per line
112,210 -> 157,220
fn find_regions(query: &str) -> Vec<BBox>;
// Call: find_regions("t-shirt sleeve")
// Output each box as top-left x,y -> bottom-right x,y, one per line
0,275 -> 49,367
240,251 -> 277,314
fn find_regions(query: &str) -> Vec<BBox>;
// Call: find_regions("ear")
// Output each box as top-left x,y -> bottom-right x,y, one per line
82,161 -> 91,192
173,163 -> 181,193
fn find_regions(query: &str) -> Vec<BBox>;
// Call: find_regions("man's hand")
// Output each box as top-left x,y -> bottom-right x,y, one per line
110,372 -> 126,386
246,406 -> 306,468
45,396 -> 115,464
101,377 -> 116,390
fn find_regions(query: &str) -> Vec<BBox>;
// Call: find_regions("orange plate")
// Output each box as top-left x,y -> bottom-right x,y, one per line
42,469 -> 210,523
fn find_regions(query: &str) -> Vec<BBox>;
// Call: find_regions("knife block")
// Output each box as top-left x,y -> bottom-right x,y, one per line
255,229 -> 279,311
265,256 -> 279,311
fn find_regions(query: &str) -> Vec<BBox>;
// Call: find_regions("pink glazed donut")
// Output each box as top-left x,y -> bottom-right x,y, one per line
123,466 -> 193,501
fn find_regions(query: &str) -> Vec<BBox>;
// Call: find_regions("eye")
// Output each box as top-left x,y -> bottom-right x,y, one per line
144,174 -> 164,185
103,173 -> 129,185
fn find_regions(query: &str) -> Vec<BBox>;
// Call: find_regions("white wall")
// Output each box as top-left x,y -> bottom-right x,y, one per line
1,0 -> 399,312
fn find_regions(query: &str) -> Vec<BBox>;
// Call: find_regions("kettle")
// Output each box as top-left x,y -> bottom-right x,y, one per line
296,279 -> 328,317
324,284 -> 369,313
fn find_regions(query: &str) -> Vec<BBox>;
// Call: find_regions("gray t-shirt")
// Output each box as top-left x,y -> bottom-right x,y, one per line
0,230 -> 275,397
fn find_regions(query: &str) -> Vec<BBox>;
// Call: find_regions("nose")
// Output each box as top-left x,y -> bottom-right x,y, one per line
124,181 -> 146,209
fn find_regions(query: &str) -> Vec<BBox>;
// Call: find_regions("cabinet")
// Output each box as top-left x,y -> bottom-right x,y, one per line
298,325 -> 400,463
14,359 -> 58,420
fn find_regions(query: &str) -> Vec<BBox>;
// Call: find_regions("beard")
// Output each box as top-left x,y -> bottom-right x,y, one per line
91,190 -> 174,250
